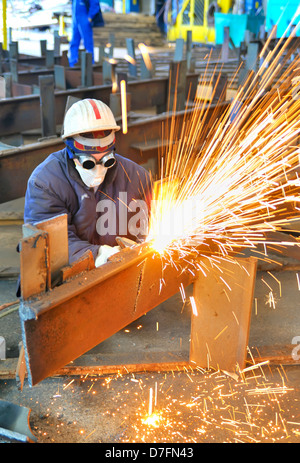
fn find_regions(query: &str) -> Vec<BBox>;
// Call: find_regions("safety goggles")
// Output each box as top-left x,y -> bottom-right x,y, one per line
77,152 -> 116,170
79,130 -> 113,139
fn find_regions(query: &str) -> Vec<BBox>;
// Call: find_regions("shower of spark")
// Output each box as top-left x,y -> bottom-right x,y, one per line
120,79 -> 128,134
138,43 -> 153,71
146,22 -> 300,266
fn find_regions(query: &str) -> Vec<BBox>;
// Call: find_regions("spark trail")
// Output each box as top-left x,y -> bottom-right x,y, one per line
146,22 -> 300,268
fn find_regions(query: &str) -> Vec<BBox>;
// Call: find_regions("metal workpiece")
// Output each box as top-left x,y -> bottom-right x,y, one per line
18,215 -> 256,387
18,215 -> 195,386
190,255 -> 257,372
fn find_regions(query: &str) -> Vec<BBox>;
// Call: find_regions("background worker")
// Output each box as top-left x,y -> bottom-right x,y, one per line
69,0 -> 103,67
23,98 -> 152,268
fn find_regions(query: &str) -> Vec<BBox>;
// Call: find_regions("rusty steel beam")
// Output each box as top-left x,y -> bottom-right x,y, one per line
0,101 -> 228,204
0,52 -> 68,73
0,138 -> 64,203
190,256 -> 257,372
19,216 -> 195,386
12,65 -> 103,86
19,214 -> 257,386
0,74 -> 198,136
21,250 -> 193,386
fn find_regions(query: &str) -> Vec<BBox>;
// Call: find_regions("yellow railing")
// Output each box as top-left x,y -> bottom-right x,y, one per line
167,0 -> 231,43
2,0 -> 7,50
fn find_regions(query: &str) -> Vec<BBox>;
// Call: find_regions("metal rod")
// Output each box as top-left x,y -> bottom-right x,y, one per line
2,0 -> 7,51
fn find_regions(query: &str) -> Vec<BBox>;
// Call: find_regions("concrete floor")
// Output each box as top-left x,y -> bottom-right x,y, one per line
0,198 -> 300,444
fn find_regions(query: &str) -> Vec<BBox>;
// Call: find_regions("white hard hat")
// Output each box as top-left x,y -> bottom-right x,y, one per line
62,98 -> 120,139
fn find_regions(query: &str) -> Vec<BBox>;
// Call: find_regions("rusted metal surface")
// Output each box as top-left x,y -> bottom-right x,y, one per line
1,344 -> 299,381
18,214 -> 258,386
20,252 -> 193,386
0,138 -> 62,203
190,256 -> 257,372
15,345 -> 26,391
55,360 -> 190,377
19,216 -> 195,386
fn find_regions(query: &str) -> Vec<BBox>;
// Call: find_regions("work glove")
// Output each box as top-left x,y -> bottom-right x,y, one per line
95,245 -> 120,267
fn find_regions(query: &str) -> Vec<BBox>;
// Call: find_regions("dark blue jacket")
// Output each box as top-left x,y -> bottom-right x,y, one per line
72,0 -> 99,21
24,148 -> 152,264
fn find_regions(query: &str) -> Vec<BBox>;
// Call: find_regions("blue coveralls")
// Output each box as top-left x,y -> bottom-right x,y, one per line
69,0 -> 99,67
24,149 -> 152,264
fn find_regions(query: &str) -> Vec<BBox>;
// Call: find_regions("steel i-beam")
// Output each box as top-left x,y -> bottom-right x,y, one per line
18,215 -> 257,386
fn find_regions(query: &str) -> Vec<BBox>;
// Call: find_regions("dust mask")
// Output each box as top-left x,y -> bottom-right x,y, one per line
74,159 -> 107,188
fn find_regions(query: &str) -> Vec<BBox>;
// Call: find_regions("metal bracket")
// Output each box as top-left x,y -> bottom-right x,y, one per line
0,400 -> 37,443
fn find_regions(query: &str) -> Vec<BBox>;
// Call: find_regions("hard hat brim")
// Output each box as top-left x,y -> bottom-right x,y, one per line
62,125 -> 121,139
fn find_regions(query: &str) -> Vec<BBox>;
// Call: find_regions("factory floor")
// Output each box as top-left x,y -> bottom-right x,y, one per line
1,31 -> 300,444
1,14 -> 299,448
0,198 -> 299,444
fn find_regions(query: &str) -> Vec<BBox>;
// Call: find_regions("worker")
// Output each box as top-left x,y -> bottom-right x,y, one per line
69,0 -> 103,67
23,98 -> 152,268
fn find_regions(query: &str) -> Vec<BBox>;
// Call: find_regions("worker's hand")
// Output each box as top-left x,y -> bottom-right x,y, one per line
95,245 -> 121,267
